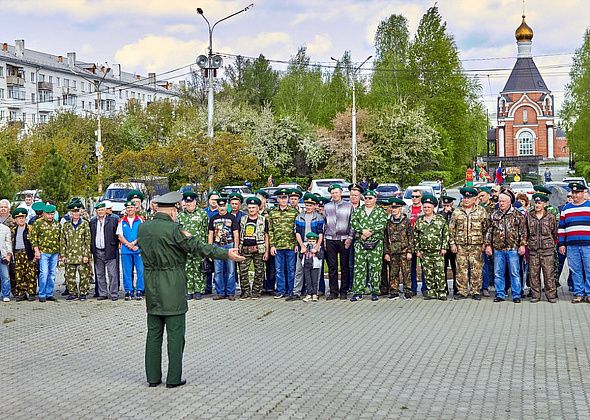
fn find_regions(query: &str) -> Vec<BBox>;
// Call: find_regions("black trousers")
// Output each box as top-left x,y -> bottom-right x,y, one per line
326,239 -> 350,296
444,250 -> 457,295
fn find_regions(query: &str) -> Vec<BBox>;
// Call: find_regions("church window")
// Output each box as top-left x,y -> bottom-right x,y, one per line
518,131 -> 534,156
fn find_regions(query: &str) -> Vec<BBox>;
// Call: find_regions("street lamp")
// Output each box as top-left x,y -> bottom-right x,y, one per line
70,65 -> 110,194
197,4 -> 254,138
331,55 -> 372,184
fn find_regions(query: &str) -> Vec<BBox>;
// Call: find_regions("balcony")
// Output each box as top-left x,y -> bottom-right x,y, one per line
6,75 -> 25,86
38,81 -> 53,91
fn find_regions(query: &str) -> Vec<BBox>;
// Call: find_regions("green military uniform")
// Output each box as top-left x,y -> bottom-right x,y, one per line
177,197 -> 209,297
384,198 -> 413,299
238,197 -> 267,299
268,204 -> 298,250
449,188 -> 487,299
414,196 -> 449,299
11,208 -> 37,299
29,215 -> 60,254
137,192 -> 230,387
350,192 -> 388,298
60,211 -> 92,298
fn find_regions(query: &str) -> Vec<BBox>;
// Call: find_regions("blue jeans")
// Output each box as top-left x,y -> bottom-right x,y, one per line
0,262 -> 10,298
121,253 -> 144,293
493,250 -> 521,300
567,245 -> 590,297
39,253 -> 58,298
275,249 -> 295,296
411,253 -> 426,294
482,252 -> 492,291
214,244 -> 236,296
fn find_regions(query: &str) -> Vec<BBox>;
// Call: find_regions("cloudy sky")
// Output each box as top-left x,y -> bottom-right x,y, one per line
1,0 -> 587,118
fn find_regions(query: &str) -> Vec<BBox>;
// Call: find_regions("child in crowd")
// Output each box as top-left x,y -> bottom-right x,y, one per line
302,232 -> 323,302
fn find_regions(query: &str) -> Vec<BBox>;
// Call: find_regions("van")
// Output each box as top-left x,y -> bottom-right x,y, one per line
103,182 -> 148,214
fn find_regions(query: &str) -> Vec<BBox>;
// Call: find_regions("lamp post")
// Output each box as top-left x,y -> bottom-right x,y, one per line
331,55 -> 372,184
70,66 -> 110,194
197,4 -> 253,139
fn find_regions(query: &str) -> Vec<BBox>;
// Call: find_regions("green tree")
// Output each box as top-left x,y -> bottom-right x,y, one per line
38,145 -> 72,213
0,155 -> 16,199
562,27 -> 590,161
222,55 -> 279,108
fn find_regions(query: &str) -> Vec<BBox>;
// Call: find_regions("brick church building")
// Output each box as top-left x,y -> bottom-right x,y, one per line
494,15 -> 568,159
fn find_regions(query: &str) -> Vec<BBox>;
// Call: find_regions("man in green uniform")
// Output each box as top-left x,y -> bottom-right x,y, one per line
289,188 -> 303,209
414,195 -> 449,300
29,204 -> 61,302
177,192 -> 209,300
12,208 -> 37,301
350,190 -> 388,301
238,197 -> 269,299
137,192 -> 244,388
384,197 -> 413,300
60,200 -> 92,301
128,190 -> 148,219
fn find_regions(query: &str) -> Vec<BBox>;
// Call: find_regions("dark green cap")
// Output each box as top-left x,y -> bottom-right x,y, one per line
254,189 -> 269,199
478,187 -> 491,194
364,189 -> 377,197
348,183 -> 365,194
303,192 -> 319,204
228,193 -> 244,203
183,192 -> 198,202
306,231 -> 319,240
289,189 -> 303,198
12,207 -> 28,217
32,202 -> 45,212
533,185 -> 551,195
532,193 -> 549,202
207,190 -> 220,199
317,196 -> 331,205
215,196 -> 229,205
245,197 -> 261,206
275,187 -> 290,197
94,202 -> 106,209
441,195 -> 456,204
459,187 -> 478,198
44,204 -> 57,213
327,183 -> 342,192
569,182 -> 586,192
124,200 -> 135,207
421,195 -> 438,206
388,197 -> 406,207
127,190 -> 144,201
67,201 -> 84,210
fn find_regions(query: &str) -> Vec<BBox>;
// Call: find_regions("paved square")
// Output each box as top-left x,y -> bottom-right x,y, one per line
2,286 -> 590,419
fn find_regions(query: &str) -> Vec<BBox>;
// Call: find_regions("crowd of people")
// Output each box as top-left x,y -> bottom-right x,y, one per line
1,180 -> 589,305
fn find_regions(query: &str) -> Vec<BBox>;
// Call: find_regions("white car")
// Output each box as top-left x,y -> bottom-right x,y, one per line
309,178 -> 351,199
562,177 -> 588,188
220,186 -> 255,199
509,181 -> 535,201
419,181 -> 443,199
402,186 -> 435,207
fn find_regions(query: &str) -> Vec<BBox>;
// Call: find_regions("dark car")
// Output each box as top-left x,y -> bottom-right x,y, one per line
375,183 -> 402,200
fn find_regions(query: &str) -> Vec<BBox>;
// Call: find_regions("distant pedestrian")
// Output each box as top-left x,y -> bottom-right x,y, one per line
544,168 -> 552,183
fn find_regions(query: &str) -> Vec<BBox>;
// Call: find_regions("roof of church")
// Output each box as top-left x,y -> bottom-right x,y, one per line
502,57 -> 549,93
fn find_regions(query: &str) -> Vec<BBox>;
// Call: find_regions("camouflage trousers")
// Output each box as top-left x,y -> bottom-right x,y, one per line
65,263 -> 92,296
529,251 -> 557,300
238,248 -> 265,296
352,244 -> 383,295
14,250 -> 37,296
456,245 -> 483,296
388,253 -> 411,294
421,252 -> 446,298
186,255 -> 205,294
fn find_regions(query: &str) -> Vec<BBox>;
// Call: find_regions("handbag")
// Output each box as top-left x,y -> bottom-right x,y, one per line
361,241 -> 378,251
200,258 -> 214,274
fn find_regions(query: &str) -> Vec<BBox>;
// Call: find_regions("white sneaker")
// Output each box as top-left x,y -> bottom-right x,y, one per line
302,295 -> 311,302
3,297 -> 10,302
312,295 -> 318,302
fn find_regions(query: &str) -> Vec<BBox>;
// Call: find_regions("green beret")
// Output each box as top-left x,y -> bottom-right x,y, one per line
327,183 -> 342,192
124,200 -> 135,207
533,185 -> 551,195
207,190 -> 220,199
44,204 -> 57,213
364,189 -> 377,197
67,201 -> 84,210
127,190 -> 144,201
32,202 -> 46,212
459,187 -> 478,198
94,202 -> 106,209
303,192 -> 319,204
275,187 -> 290,197
440,195 -> 456,204
183,192 -> 198,202
532,193 -> 549,202
348,183 -> 365,194
245,197 -> 261,206
421,195 -> 438,206
254,189 -> 269,199
12,207 -> 28,217
569,182 -> 586,192
305,231 -> 319,240
388,197 -> 406,207
228,193 -> 244,203
377,199 -> 390,207
289,189 -> 303,198
478,187 -> 491,194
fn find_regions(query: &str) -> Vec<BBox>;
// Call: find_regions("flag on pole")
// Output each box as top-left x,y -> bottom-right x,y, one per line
495,161 -> 503,185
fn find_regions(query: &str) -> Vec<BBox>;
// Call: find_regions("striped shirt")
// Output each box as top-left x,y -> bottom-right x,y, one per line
558,200 -> 590,247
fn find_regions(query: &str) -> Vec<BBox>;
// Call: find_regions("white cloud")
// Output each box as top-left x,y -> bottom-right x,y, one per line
231,32 -> 295,59
165,24 -> 197,35
305,34 -> 333,57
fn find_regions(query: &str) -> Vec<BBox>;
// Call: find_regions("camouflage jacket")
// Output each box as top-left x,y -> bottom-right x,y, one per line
268,205 -> 298,250
351,206 -> 388,250
414,214 -> 449,254
177,208 -> 209,241
485,207 -> 527,250
449,204 -> 488,246
525,209 -> 557,254
60,219 -> 91,264
384,213 -> 413,255
29,218 -> 61,254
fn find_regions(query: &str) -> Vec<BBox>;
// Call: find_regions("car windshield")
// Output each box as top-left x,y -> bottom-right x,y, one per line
510,182 -> 533,189
104,189 -> 131,201
317,180 -> 345,187
404,188 -> 431,199
377,185 -> 399,192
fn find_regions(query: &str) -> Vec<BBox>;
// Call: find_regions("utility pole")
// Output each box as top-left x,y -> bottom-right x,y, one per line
331,55 -> 372,184
197,4 -> 254,139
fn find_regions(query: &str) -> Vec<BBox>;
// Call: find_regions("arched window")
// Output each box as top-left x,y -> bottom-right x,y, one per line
518,131 -> 534,156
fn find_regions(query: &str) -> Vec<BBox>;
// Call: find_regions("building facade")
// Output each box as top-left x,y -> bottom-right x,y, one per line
0,39 -> 176,130
494,16 -> 568,160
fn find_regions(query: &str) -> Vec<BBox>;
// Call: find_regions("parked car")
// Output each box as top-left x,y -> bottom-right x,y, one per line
562,176 -> 588,188
309,178 -> 351,199
219,186 -> 255,199
259,187 -> 280,207
544,181 -> 570,192
13,189 -> 42,208
375,183 -> 402,200
419,181 -> 443,198
103,182 -> 148,214
402,186 -> 435,207
509,181 -> 535,201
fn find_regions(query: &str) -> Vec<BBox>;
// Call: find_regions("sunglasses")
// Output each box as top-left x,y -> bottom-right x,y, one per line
365,196 -> 376,200
567,195 -> 572,198
411,195 -> 421,198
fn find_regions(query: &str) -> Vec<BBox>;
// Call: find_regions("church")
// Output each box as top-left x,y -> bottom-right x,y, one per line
493,15 -> 568,160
